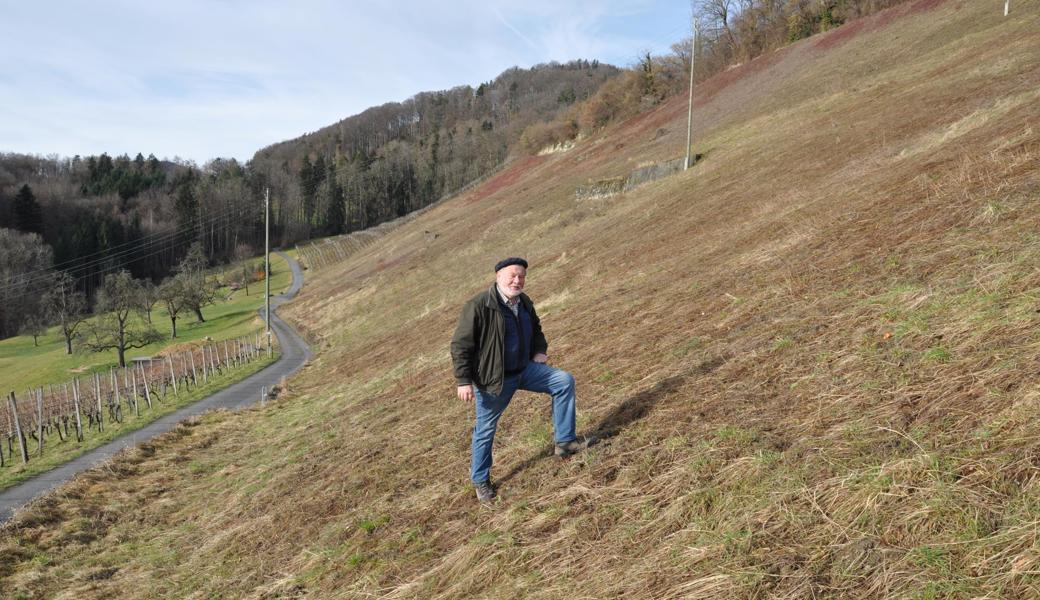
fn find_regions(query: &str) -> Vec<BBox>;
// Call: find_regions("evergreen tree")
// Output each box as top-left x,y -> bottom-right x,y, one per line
173,171 -> 199,235
325,170 -> 346,236
12,184 -> 43,234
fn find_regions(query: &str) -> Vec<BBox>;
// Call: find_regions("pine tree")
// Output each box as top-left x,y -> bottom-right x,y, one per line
325,170 -> 346,236
12,184 -> 43,234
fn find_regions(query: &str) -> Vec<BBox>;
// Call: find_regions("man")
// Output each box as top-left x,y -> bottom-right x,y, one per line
451,257 -> 591,503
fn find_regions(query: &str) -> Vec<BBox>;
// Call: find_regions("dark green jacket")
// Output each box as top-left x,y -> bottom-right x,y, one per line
451,284 -> 549,395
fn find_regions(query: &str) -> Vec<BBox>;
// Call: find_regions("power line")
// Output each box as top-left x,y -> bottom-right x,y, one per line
43,199 -> 260,274
3,201 -> 253,291
0,204 -> 253,298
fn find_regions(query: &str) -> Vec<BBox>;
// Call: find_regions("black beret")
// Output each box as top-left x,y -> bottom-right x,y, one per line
494,257 -> 528,272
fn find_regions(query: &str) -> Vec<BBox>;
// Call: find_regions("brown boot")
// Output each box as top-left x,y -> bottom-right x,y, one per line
554,435 -> 597,457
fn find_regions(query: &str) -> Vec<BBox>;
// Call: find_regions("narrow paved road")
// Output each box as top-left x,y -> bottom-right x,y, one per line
0,251 -> 312,524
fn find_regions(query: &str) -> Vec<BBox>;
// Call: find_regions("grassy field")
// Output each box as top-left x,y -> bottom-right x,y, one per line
2,1 -> 1040,597
0,252 -> 292,395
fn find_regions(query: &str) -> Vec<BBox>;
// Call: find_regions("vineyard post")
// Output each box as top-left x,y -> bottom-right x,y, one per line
63,382 -> 73,439
9,392 -> 29,463
94,373 -> 104,432
189,349 -> 198,386
139,363 -> 153,409
131,368 -> 141,417
167,355 -> 178,395
224,340 -> 231,370
72,378 -> 83,441
123,367 -> 136,415
201,346 -> 209,383
111,368 -> 120,413
35,388 -> 44,456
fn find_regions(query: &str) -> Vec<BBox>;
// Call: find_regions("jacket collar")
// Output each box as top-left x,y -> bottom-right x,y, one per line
484,283 -> 530,310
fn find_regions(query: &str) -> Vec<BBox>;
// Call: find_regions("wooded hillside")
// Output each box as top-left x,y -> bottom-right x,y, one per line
248,60 -> 620,243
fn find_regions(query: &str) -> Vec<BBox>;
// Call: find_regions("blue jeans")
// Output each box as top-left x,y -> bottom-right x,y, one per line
471,361 -> 577,484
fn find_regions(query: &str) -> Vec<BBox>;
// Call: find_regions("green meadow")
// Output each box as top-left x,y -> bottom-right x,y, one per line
0,252 -> 293,397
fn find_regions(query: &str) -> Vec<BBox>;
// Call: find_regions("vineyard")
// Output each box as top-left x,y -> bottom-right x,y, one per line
1,331 -> 274,476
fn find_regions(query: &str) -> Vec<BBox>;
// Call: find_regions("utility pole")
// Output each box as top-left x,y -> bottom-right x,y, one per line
264,187 -> 271,339
684,16 -> 699,170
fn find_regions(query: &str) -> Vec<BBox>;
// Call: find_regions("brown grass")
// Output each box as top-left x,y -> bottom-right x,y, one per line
3,1 -> 1040,598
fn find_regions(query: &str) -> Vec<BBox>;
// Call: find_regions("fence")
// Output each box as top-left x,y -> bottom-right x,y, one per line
574,156 -> 689,201
2,331 -> 274,467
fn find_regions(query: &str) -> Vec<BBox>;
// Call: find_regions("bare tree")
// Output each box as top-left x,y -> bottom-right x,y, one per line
699,0 -> 738,54
19,312 -> 47,347
43,271 -> 88,354
84,270 -> 163,367
177,242 -> 217,322
0,228 -> 52,339
157,276 -> 186,339
139,279 -> 159,324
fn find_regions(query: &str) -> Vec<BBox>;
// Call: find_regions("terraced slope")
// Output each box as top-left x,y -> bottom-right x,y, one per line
2,1 -> 1039,597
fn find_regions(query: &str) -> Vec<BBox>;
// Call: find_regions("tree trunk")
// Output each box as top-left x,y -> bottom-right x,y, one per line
193,306 -> 205,322
170,315 -> 178,339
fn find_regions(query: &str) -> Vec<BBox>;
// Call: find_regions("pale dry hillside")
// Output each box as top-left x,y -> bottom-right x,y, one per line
2,1 -> 1040,598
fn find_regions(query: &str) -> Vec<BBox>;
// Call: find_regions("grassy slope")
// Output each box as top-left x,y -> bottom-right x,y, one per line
3,1 -> 1040,597
0,253 -> 292,394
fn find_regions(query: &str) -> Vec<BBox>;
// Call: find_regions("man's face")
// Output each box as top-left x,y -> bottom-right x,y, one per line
496,265 -> 526,299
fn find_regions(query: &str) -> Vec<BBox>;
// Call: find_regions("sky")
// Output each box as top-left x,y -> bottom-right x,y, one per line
0,1 -> 692,165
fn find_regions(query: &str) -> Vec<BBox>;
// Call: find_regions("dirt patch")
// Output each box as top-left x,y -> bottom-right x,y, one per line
910,0 -> 950,14
813,17 -> 871,51
466,155 -> 547,204
813,2 -> 923,51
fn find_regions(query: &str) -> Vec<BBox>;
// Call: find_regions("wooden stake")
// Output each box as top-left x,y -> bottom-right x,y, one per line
94,373 -> 104,432
9,392 -> 28,463
139,363 -> 153,409
72,378 -> 84,442
189,349 -> 198,386
168,355 -> 178,395
35,388 -> 44,456
131,368 -> 141,417
111,368 -> 120,413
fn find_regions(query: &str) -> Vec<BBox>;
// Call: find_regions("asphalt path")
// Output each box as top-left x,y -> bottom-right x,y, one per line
0,251 -> 312,524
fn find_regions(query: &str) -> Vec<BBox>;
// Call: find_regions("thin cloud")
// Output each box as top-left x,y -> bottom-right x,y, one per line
0,1 -> 689,163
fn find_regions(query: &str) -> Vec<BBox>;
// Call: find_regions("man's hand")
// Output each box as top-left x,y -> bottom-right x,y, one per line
533,353 -> 549,364
457,384 -> 474,402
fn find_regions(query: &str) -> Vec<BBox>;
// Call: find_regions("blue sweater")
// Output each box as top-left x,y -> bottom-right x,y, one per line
499,298 -> 532,375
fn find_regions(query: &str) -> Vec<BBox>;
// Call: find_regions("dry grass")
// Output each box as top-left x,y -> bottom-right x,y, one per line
2,1 -> 1040,598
